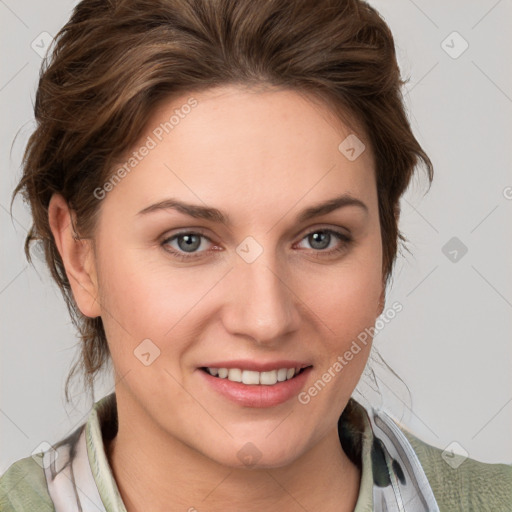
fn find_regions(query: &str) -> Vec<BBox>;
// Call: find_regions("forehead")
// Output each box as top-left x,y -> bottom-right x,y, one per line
102,85 -> 376,220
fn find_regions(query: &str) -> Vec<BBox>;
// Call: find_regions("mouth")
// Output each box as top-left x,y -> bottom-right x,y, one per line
199,366 -> 313,386
198,364 -> 314,408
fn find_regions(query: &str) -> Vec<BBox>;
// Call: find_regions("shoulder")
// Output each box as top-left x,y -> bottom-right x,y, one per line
399,427 -> 512,511
0,453 -> 55,512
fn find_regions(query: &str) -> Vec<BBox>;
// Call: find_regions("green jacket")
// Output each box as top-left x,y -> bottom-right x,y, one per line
1,393 -> 511,511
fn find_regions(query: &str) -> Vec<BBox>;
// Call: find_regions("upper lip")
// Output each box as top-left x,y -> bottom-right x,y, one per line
199,360 -> 313,372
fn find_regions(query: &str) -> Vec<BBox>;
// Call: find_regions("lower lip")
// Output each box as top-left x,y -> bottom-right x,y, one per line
198,367 -> 313,408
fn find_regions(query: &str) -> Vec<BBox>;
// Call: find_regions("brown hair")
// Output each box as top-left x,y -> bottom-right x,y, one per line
11,0 -> 433,405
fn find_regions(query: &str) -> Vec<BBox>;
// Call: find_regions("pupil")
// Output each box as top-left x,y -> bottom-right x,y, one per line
179,234 -> 200,252
310,231 -> 329,250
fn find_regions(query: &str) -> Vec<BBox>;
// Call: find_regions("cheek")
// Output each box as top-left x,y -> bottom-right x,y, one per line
297,256 -> 382,411
97,244 -> 172,322
301,241 -> 382,335
94,250 -> 169,360
310,275 -> 380,368
95,248 -> 211,362
300,246 -> 383,397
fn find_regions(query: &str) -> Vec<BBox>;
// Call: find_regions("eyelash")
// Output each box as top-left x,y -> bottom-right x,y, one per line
160,227 -> 353,262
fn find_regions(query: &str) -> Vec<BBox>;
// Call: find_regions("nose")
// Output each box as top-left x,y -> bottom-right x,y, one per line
221,249 -> 301,345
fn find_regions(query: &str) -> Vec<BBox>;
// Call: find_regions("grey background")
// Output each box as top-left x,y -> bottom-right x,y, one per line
1,0 -> 511,472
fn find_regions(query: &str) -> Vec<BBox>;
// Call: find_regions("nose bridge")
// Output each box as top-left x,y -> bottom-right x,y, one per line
225,239 -> 298,343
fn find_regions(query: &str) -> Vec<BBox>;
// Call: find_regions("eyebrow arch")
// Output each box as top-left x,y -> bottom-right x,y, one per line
136,193 -> 368,225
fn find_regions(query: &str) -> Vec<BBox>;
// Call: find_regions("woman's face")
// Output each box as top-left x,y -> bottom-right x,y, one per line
84,85 -> 384,468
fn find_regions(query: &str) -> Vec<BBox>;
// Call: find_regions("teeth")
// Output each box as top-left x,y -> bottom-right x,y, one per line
242,370 -> 260,385
277,368 -> 288,382
228,368 -> 242,382
260,370 -> 277,385
206,367 -> 302,385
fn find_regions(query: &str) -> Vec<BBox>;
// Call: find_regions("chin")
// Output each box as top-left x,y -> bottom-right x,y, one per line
203,438 -> 302,470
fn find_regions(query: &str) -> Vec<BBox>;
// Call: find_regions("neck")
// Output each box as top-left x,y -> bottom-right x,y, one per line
106,394 -> 361,512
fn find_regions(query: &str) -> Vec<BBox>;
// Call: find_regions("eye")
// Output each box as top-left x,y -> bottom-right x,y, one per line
161,230 -> 214,261
161,227 -> 352,261
295,228 -> 352,257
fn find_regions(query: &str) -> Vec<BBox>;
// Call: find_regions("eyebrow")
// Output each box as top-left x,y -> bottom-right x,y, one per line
136,193 -> 368,225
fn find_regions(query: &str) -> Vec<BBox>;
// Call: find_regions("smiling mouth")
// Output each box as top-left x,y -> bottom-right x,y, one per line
199,366 -> 312,386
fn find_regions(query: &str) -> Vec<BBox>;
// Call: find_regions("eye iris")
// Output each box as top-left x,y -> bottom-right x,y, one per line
309,231 -> 330,250
171,231 -> 337,255
178,234 -> 201,252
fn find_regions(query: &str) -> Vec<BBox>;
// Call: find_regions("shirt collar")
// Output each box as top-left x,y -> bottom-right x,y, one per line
43,391 -> 438,512
85,393 -> 376,511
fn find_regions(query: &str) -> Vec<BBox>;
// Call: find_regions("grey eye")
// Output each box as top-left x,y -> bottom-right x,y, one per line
176,233 -> 202,252
307,231 -> 332,250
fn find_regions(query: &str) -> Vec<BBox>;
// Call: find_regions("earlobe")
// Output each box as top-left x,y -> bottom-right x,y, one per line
48,194 -> 101,318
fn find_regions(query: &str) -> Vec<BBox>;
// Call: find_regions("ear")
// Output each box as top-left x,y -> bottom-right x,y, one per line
48,193 -> 101,318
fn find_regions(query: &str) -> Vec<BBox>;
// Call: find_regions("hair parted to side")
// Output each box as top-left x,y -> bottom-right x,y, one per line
12,0 -> 433,406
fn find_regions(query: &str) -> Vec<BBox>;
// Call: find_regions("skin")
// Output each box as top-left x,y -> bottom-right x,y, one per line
49,84 -> 385,512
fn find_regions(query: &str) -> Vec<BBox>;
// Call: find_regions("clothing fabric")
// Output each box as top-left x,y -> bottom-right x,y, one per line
1,392 -> 511,511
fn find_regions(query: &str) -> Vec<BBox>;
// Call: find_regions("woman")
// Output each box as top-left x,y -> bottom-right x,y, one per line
1,0 -> 511,510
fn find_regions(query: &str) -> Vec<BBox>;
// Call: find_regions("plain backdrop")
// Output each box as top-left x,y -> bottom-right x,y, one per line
1,0 -> 511,473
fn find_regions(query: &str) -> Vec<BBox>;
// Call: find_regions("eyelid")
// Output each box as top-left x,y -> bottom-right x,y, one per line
301,223 -> 351,237
160,223 -> 351,244
160,227 -> 212,242
160,223 -> 352,260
